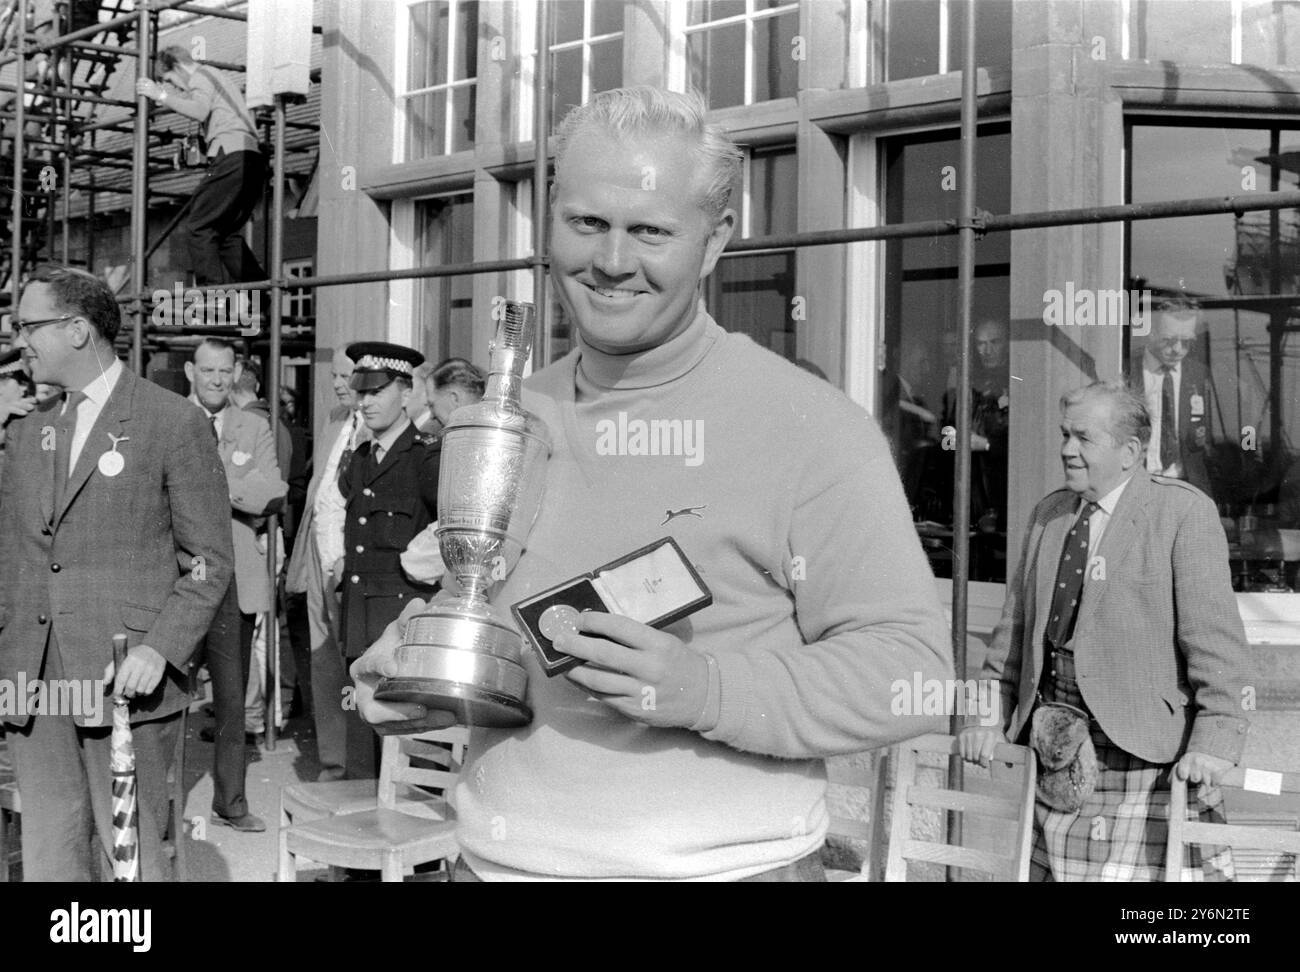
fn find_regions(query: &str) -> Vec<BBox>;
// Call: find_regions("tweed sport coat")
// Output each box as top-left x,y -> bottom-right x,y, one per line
209,403 -> 287,616
980,469 -> 1253,764
0,367 -> 234,728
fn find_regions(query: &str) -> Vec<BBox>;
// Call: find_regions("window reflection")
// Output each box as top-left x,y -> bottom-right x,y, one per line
418,194 -> 475,360
1129,121 -> 1300,591
882,125 -> 1011,582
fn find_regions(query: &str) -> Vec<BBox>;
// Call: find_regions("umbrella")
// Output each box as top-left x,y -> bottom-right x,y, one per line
109,633 -> 139,883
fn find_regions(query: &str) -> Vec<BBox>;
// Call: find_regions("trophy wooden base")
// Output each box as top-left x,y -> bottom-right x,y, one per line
374,676 -> 533,728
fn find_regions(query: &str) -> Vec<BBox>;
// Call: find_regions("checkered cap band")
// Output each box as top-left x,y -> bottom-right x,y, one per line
357,354 -> 413,375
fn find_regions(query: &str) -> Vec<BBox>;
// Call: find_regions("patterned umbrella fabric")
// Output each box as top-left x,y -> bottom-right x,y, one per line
109,634 -> 139,883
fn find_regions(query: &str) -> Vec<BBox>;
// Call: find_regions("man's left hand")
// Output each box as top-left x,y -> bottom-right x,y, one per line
103,645 -> 167,700
135,78 -> 163,101
1174,751 -> 1234,785
559,613 -> 709,729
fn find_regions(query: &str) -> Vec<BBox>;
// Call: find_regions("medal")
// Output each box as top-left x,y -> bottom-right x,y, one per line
98,433 -> 129,478
539,605 -> 582,641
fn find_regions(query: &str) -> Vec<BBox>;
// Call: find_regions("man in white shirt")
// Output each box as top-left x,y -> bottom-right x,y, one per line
1135,296 -> 1217,499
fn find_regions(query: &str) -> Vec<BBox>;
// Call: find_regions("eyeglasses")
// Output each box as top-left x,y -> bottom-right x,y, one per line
1154,336 -> 1196,348
12,314 -> 74,336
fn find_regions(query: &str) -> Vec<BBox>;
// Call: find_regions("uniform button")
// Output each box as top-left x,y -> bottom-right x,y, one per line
38,614 -> 48,624
50,563 -> 61,573
386,512 -> 393,517
355,545 -> 364,553
363,488 -> 373,497
358,517 -> 367,525
351,574 -> 360,584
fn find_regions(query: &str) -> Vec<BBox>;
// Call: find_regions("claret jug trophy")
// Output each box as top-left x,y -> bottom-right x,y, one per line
374,301 -> 550,727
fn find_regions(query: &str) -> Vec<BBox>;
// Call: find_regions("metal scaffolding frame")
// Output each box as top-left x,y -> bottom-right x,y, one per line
4,0 -> 1300,877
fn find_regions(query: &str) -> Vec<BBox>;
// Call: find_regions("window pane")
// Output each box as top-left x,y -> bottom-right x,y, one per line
752,9 -> 799,102
688,22 -> 746,109
947,0 -> 1012,74
709,252 -> 798,359
552,0 -> 585,45
1130,0 -> 1231,62
749,146 -> 797,238
1129,123 -> 1300,591
453,0 -> 479,81
590,37 -> 623,95
887,0 -> 940,81
591,0 -> 626,37
689,0 -> 746,28
419,194 -> 475,359
406,90 -> 447,160
409,0 -> 448,91
882,125 -> 1013,583
551,46 -> 584,123
449,84 -> 476,152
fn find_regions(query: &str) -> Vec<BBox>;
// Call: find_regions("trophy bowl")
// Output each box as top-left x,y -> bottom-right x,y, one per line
373,302 -> 549,727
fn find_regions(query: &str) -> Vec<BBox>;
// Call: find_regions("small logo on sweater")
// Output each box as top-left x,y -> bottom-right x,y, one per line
661,505 -> 707,526
594,412 -> 704,467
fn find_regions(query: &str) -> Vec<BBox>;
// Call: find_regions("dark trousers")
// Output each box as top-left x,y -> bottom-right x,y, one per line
200,583 -> 255,818
186,149 -> 267,286
8,635 -> 180,882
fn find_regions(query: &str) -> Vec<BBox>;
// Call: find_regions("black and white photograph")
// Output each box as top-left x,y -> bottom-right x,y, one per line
0,0 -> 1296,945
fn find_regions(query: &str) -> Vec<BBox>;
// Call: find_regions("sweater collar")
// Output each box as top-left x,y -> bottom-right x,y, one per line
574,302 -> 720,392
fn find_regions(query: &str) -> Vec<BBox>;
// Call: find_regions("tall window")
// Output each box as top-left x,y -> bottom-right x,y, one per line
881,125 -> 1012,583
405,0 -> 479,159
1128,121 -> 1300,592
416,193 -> 475,360
708,145 -> 797,356
684,0 -> 799,109
549,0 -> 625,125
885,0 -> 1012,81
281,259 -> 314,321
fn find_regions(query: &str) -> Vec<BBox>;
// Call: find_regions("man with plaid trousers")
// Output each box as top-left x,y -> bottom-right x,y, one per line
961,381 -> 1253,880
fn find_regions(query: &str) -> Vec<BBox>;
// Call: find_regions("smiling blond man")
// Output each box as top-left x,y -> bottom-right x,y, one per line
351,87 -> 952,881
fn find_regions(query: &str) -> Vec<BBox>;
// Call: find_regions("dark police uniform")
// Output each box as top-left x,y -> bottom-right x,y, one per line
336,340 -> 440,661
339,422 -> 440,659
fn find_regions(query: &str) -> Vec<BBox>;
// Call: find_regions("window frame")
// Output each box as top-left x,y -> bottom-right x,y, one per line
395,0 -> 480,162
672,0 -> 801,108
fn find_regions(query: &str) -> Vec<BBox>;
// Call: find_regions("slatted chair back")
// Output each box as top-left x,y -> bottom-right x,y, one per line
1166,767 -> 1300,882
377,727 -> 469,811
884,732 -> 1036,882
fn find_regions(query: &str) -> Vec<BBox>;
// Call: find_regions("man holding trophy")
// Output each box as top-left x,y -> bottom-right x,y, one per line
351,87 -> 953,881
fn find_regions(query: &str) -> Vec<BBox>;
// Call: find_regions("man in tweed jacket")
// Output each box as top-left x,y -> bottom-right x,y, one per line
961,381 -> 1253,881
0,265 -> 233,880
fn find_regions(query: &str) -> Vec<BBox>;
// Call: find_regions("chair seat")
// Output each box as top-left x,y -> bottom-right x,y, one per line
285,807 -> 458,860
282,779 -> 443,822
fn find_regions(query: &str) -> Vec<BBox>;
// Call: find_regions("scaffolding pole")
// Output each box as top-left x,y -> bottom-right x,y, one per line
264,94 -> 286,751
532,0 -> 550,360
129,4 -> 154,375
9,0 -> 24,309
946,0 -> 978,880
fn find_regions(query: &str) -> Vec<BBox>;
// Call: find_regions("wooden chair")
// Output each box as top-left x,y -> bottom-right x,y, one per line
277,727 -> 466,882
883,732 -> 1036,881
823,753 -> 889,881
1166,766 -> 1300,882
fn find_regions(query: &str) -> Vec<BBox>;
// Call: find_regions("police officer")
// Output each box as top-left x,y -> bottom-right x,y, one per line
338,341 -> 439,778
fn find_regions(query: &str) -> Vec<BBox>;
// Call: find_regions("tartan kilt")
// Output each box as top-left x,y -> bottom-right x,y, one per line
1030,649 -> 1235,882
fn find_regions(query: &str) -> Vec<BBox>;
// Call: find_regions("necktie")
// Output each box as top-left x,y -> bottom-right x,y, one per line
337,414 -> 358,490
1045,501 -> 1100,650
372,443 -> 384,467
209,413 -> 219,441
1159,367 -> 1177,470
53,390 -> 87,514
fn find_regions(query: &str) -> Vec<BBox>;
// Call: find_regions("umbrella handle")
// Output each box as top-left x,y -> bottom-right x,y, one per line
112,633 -> 128,696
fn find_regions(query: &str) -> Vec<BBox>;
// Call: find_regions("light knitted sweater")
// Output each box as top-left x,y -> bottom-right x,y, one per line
449,307 -> 952,880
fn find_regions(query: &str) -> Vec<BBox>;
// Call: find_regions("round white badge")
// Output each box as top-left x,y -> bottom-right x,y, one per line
98,450 -> 124,477
539,604 -> 582,641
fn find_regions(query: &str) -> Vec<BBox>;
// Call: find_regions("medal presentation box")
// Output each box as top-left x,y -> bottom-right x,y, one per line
513,537 -> 712,677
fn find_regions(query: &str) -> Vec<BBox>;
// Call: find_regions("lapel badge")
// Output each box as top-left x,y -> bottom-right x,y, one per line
232,449 -> 251,466
98,433 -> 129,478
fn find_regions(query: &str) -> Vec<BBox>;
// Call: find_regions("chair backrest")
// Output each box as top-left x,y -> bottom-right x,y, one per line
884,732 -> 1036,882
377,727 -> 469,811
825,754 -> 888,880
1166,767 -> 1300,882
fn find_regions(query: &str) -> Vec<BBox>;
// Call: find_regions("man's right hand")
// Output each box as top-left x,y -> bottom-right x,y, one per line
0,394 -> 35,423
958,726 -> 1007,767
348,599 -> 458,735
